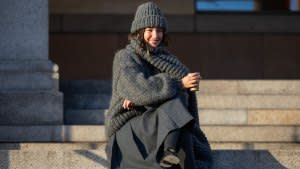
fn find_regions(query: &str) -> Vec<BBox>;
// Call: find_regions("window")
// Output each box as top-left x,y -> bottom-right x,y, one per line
196,0 -> 254,11
196,0 -> 299,12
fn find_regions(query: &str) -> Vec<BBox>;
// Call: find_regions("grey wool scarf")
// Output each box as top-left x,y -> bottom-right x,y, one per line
130,39 -> 189,80
129,39 -> 200,125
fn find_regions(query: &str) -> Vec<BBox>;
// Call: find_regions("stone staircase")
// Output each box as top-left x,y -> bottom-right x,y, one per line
0,80 -> 299,169
60,80 -> 111,124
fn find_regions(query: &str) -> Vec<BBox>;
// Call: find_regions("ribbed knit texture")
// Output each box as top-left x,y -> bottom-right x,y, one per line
105,40 -> 202,137
130,39 -> 201,127
106,40 -> 212,169
131,2 -> 168,33
131,39 -> 189,79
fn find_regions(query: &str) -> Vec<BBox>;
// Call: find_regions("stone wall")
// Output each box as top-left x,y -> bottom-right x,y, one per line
49,0 -> 194,14
49,1 -> 300,80
49,14 -> 300,79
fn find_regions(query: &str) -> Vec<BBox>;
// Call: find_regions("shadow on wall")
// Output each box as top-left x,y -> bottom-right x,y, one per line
212,150 -> 288,169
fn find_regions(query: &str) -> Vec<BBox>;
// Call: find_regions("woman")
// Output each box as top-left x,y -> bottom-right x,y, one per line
105,2 -> 212,169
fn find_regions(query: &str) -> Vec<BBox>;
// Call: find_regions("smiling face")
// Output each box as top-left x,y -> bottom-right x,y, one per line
143,27 -> 164,48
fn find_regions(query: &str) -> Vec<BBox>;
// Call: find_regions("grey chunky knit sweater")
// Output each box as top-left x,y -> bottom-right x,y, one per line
105,40 -> 199,137
106,40 -> 212,169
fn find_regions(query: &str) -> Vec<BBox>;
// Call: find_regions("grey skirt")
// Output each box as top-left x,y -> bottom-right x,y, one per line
107,97 -> 197,169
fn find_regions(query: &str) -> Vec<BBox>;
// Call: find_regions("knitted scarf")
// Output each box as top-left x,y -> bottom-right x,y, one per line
128,39 -> 200,122
128,39 -> 189,80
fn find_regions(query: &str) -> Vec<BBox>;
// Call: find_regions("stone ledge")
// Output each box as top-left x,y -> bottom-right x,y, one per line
0,143 -> 106,151
210,143 -> 300,150
200,109 -> 300,125
198,95 -> 300,109
1,125 -> 299,143
64,94 -> 110,109
0,149 -> 299,169
0,60 -> 58,72
200,109 -> 248,125
65,109 -> 106,124
58,80 -> 300,95
248,110 -> 300,125
63,108 -> 300,125
202,126 -> 300,142
1,143 -> 299,151
59,80 -> 112,94
0,125 -> 106,142
61,94 -> 300,110
0,72 -> 59,91
199,80 -> 300,95
0,91 -> 63,125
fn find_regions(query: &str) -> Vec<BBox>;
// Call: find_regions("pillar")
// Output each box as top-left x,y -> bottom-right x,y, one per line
0,0 -> 63,124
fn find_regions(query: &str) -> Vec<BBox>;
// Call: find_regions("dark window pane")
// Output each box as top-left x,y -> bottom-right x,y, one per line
196,0 -> 299,12
196,0 -> 254,11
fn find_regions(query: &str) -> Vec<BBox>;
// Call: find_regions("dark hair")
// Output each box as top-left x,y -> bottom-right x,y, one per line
128,28 -> 169,49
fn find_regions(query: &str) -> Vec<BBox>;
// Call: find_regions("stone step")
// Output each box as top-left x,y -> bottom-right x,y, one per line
0,125 -> 106,142
211,149 -> 300,169
64,94 -> 111,109
0,143 -> 106,151
0,91 -> 63,125
59,80 -> 111,94
199,80 -> 300,95
59,80 -> 300,95
65,109 -> 107,124
1,125 -> 299,143
197,95 -> 300,109
210,143 -> 300,150
63,108 -> 300,125
0,72 -> 59,91
0,149 -> 299,169
0,150 -> 108,169
200,109 -> 300,125
1,143 -> 299,151
63,94 -> 300,110
202,126 -> 300,142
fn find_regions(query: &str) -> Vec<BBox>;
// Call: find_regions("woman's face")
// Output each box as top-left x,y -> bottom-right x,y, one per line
143,27 -> 163,48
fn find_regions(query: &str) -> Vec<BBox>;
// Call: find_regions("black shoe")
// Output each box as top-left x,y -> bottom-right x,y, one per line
159,148 -> 180,168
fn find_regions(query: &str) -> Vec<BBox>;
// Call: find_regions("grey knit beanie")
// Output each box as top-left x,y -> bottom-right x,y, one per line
130,2 -> 168,33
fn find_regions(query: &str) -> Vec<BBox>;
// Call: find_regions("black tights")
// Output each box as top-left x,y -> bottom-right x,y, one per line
164,129 -> 180,151
164,121 -> 194,152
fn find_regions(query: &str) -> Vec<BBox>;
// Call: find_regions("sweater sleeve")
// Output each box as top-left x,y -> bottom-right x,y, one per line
116,51 -> 182,106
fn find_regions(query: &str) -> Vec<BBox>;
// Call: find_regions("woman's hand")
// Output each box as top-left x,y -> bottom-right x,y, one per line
181,72 -> 202,89
123,99 -> 134,110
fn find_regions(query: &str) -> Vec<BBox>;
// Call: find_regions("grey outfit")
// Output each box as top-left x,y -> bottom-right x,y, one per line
105,40 -> 212,169
105,2 -> 212,169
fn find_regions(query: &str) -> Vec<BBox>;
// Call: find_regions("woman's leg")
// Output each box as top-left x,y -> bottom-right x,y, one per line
164,129 -> 180,151
160,129 -> 181,168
